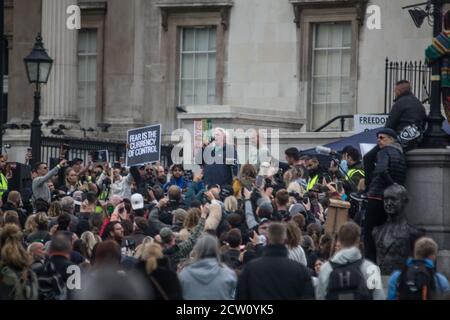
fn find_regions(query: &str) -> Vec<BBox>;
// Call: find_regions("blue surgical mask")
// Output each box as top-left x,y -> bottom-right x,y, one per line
339,160 -> 349,175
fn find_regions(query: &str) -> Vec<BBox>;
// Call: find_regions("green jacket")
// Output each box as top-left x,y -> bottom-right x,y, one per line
163,217 -> 206,268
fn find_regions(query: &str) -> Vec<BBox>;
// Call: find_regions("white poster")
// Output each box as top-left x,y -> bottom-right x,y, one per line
354,114 -> 389,133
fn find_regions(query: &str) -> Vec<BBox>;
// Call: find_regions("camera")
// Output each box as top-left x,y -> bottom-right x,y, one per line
124,239 -> 136,255
219,185 -> 233,201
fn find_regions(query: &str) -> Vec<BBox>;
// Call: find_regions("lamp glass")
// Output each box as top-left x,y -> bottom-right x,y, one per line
38,61 -> 52,83
26,61 -> 38,83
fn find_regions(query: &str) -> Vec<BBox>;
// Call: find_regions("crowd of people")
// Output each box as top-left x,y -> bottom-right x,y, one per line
0,79 -> 449,300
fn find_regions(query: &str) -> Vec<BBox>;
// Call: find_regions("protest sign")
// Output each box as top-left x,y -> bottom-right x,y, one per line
126,124 -> 161,167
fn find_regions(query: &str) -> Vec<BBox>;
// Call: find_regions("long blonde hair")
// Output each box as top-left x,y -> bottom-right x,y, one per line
24,214 -> 37,235
140,242 -> 164,274
48,201 -> 62,218
183,208 -> 200,230
80,231 -> 102,259
0,224 -> 32,271
224,196 -> 238,213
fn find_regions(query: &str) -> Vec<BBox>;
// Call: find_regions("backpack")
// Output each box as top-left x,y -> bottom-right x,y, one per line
37,261 -> 68,300
326,258 -> 373,300
396,261 -> 436,300
0,266 -> 38,300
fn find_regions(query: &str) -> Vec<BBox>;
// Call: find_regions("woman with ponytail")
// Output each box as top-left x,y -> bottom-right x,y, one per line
134,242 -> 183,300
0,224 -> 38,300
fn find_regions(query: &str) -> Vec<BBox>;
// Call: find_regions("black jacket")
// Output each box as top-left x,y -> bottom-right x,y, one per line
197,144 -> 238,187
75,212 -> 90,237
124,230 -> 147,247
368,143 -> 407,198
236,244 -> 314,300
221,249 -> 242,270
2,201 -> 28,229
385,92 -> 427,133
38,255 -> 75,283
134,258 -> 183,300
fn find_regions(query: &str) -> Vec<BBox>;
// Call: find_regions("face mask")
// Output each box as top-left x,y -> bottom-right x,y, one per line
339,160 -> 349,174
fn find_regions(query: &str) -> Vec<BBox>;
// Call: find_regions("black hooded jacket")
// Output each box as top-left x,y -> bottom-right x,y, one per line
385,91 -> 427,133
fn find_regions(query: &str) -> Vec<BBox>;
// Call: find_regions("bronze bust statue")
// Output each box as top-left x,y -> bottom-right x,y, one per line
372,183 -> 423,275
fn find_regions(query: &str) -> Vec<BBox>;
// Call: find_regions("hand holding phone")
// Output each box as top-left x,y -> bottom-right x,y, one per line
243,188 -> 252,200
256,175 -> 264,189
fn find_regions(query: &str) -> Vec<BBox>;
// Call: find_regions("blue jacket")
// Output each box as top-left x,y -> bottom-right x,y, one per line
163,177 -> 187,193
184,181 -> 206,207
387,258 -> 450,300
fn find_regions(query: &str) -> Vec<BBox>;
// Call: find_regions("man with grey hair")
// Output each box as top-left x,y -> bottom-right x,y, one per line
60,196 -> 79,234
28,242 -> 46,271
196,127 -> 238,188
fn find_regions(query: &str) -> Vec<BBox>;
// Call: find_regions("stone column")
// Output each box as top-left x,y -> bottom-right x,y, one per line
405,148 -> 450,279
40,0 -> 79,125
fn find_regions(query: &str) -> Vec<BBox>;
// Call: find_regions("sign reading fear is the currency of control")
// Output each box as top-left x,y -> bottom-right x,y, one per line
126,124 -> 161,167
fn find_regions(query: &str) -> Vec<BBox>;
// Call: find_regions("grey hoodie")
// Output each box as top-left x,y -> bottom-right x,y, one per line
178,258 -> 237,300
316,246 -> 385,300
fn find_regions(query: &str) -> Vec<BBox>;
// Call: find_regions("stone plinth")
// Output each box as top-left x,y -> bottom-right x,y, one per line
405,148 -> 450,278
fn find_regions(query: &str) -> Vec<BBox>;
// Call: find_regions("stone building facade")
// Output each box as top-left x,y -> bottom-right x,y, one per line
1,0 -> 435,161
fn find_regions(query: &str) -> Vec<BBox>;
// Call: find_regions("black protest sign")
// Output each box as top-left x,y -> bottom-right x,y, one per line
126,124 -> 161,167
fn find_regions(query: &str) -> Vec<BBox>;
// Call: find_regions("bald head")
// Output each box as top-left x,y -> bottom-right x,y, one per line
27,242 -> 45,260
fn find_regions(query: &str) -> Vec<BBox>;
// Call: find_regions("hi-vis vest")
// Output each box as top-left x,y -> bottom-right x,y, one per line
0,173 -> 8,197
307,174 -> 319,191
345,168 -> 365,181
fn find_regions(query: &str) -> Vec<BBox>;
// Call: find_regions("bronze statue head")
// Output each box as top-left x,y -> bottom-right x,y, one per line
383,183 -> 408,217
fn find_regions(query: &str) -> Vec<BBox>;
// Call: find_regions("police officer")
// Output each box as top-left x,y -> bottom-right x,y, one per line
0,154 -> 8,199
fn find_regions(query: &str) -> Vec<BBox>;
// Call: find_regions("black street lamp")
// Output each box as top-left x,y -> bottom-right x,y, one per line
23,33 -> 53,167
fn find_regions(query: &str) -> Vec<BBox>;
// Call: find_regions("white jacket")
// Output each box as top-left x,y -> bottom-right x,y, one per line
317,246 -> 385,300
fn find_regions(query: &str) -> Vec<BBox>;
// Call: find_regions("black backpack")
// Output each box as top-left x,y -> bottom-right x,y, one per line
397,261 -> 436,300
37,261 -> 67,300
326,258 -> 373,300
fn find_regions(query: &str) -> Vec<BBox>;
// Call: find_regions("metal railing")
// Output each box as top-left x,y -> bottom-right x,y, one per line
314,115 -> 354,132
384,58 -> 431,113
41,136 -> 173,168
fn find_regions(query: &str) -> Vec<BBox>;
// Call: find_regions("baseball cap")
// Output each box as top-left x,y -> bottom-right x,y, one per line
377,128 -> 397,140
131,193 -> 144,210
159,227 -> 174,244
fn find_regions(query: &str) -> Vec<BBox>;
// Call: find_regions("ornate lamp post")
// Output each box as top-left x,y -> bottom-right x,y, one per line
24,33 -> 53,166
